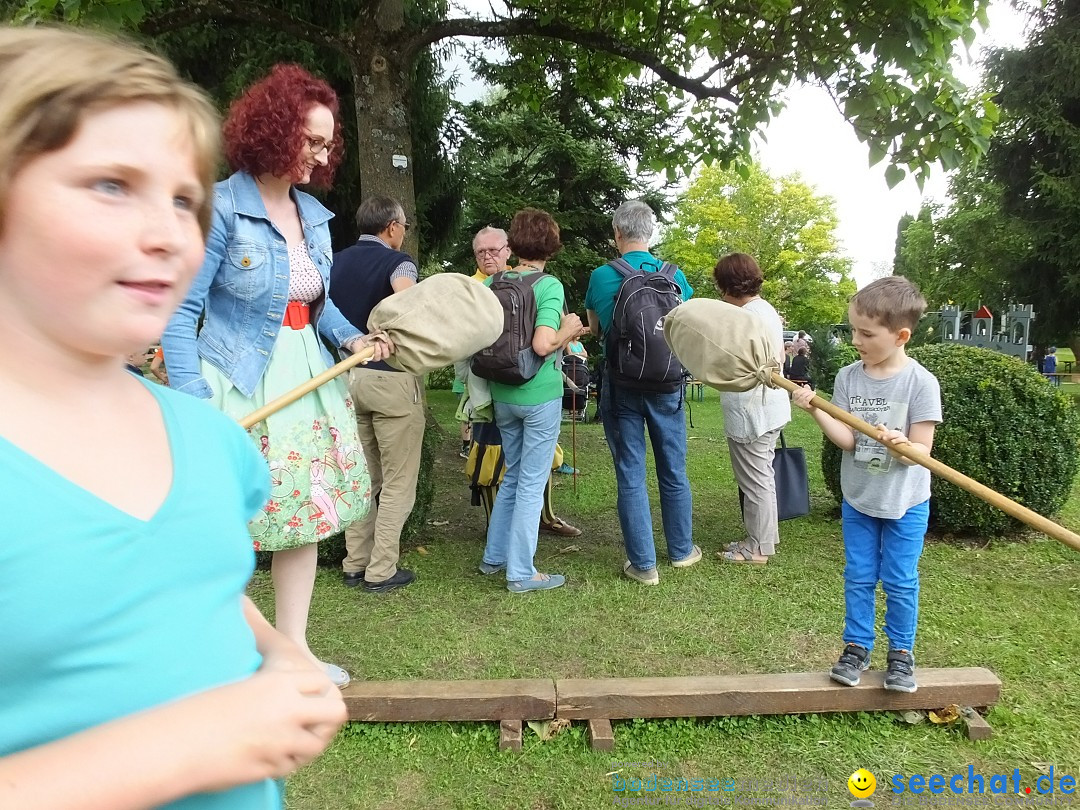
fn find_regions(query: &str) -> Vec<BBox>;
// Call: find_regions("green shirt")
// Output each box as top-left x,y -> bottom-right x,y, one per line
485,270 -> 565,406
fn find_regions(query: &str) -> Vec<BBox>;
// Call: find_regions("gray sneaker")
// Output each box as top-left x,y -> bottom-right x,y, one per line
672,544 -> 702,568
884,649 -> 917,693
478,561 -> 506,575
830,643 -> 871,686
507,573 -> 565,593
622,560 -> 660,585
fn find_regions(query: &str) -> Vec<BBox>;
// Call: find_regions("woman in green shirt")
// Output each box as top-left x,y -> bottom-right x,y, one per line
478,209 -> 586,592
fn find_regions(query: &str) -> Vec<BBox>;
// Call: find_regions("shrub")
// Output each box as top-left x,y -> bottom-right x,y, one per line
821,344 -> 1080,536
805,325 -> 858,394
426,364 -> 455,390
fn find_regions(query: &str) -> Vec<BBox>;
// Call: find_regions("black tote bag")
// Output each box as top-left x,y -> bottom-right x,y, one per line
738,430 -> 811,521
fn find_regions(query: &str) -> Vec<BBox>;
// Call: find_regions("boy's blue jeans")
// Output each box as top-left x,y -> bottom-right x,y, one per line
600,380 -> 694,571
841,499 -> 929,652
482,398 -> 562,582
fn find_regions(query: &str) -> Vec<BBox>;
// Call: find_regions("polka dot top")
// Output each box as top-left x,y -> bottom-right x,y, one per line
287,243 -> 324,304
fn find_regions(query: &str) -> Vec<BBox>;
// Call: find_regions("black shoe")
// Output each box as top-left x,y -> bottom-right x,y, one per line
884,649 -> 918,693
342,570 -> 366,588
362,568 -> 415,593
830,643 -> 871,686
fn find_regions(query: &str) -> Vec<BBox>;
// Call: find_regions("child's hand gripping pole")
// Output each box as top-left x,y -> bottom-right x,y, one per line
239,344 -> 377,430
772,372 -> 1080,552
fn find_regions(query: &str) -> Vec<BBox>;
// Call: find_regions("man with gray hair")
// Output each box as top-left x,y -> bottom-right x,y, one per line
329,195 -> 422,594
585,200 -> 698,585
471,226 -> 512,280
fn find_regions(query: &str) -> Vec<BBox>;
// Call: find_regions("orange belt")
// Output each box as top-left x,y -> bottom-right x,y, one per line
283,301 -> 310,330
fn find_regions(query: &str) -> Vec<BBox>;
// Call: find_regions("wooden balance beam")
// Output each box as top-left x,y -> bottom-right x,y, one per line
340,667 -> 1001,751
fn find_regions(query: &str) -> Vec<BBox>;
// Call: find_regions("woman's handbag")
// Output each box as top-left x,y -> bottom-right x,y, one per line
738,430 -> 811,521
772,431 -> 811,520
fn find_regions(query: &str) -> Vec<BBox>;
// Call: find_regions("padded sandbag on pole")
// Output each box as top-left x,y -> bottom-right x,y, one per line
240,273 -> 504,429
664,298 -> 1080,552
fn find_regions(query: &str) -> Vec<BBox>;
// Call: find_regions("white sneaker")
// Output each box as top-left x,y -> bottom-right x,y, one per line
321,661 -> 351,688
672,544 -> 702,568
622,560 -> 659,585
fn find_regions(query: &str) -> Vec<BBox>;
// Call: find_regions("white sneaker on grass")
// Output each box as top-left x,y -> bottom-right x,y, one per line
321,661 -> 351,688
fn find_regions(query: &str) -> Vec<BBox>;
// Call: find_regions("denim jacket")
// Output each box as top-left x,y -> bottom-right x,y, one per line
162,172 -> 363,399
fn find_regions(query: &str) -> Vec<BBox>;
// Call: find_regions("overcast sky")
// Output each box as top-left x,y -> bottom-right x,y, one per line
754,1 -> 1031,286
445,1 -> 1032,286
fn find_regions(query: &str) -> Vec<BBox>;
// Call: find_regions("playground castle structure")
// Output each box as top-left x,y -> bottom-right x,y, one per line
938,304 -> 1034,360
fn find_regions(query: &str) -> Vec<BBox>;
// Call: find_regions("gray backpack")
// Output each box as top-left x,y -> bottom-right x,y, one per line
471,270 -> 547,385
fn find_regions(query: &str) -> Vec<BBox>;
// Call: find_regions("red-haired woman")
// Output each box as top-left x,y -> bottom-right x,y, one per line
163,65 -> 389,687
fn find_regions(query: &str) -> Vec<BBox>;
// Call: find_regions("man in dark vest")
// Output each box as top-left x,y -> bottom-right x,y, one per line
330,196 -> 421,594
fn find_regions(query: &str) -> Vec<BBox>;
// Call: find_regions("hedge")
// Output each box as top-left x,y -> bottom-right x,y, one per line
821,344 -> 1080,536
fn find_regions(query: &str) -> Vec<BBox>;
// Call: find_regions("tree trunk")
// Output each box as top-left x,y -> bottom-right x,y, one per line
1068,333 -> 1080,374
350,2 -> 419,259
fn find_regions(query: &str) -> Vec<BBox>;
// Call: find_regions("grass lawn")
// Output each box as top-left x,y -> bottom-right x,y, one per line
250,388 -> 1080,809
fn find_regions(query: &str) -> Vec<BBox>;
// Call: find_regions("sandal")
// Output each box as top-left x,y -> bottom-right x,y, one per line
721,539 -> 778,555
719,542 -> 769,565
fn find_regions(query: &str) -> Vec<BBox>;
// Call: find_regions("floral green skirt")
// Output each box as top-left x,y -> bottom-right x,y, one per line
203,326 -> 371,551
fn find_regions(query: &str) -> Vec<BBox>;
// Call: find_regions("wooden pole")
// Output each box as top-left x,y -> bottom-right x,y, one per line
571,385 -> 578,497
239,346 -> 376,429
771,373 -> 1080,552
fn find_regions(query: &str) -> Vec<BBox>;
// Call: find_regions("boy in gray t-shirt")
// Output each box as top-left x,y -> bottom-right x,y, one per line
792,277 -> 942,693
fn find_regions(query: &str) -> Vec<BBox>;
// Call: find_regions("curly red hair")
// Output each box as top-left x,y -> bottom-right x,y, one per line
222,64 -> 342,188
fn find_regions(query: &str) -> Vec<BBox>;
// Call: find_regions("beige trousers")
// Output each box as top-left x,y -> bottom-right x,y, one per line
343,368 -> 425,582
727,427 -> 782,556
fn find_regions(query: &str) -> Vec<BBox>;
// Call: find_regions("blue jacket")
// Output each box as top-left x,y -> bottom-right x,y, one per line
162,172 -> 363,399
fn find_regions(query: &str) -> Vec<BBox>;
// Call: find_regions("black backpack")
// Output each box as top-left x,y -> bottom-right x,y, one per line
471,270 -> 547,385
605,258 -> 684,393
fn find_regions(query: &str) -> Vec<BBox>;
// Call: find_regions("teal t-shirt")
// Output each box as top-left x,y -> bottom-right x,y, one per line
485,269 -> 566,406
584,251 -> 694,336
0,378 -> 280,809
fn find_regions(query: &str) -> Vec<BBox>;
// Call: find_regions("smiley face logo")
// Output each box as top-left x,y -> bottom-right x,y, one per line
848,768 -> 876,799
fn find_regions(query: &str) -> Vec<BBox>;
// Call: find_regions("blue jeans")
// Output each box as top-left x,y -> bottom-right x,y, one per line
600,380 -> 694,570
841,499 -> 929,652
482,398 -> 562,582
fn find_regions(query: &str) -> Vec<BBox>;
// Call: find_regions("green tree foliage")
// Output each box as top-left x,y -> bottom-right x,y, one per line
144,4 -> 461,255
443,81 -> 661,308
804,326 -> 859,396
892,0 -> 1080,348
821,344 -> 1080,537
984,0 -> 1080,347
659,163 -> 856,327
12,0 -> 1000,260
892,169 -> 1027,313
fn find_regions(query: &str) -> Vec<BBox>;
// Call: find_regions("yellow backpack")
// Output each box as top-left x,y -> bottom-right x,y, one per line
465,427 -> 562,489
